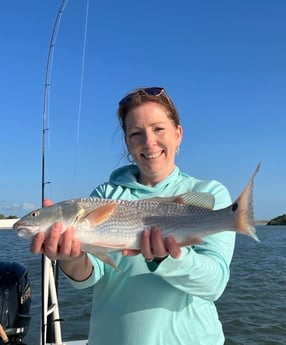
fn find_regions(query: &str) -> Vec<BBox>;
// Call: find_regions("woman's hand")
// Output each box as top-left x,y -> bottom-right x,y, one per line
30,222 -> 82,261
30,199 -> 82,261
30,199 -> 92,281
122,226 -> 181,260
122,198 -> 183,260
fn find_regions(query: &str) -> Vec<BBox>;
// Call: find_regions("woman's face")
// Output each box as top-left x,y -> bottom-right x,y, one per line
125,102 -> 182,186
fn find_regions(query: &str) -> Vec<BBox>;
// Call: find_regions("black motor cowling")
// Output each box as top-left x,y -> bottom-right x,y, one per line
0,262 -> 31,344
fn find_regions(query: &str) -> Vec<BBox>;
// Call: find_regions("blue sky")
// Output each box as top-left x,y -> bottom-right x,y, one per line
0,0 -> 285,220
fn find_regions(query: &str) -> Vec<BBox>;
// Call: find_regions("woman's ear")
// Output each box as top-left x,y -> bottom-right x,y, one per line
176,125 -> 183,145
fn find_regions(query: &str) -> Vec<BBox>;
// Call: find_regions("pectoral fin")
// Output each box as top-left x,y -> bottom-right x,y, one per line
85,203 -> 117,228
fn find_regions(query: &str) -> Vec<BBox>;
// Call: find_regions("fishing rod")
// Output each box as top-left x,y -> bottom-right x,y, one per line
41,1 -> 68,344
41,0 -> 90,343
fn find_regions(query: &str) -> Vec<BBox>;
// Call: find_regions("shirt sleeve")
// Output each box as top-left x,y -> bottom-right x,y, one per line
63,253 -> 105,289
151,231 -> 235,301
150,180 -> 236,301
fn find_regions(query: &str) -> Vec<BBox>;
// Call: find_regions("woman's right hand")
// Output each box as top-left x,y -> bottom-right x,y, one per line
30,199 -> 92,281
30,199 -> 82,261
30,222 -> 82,261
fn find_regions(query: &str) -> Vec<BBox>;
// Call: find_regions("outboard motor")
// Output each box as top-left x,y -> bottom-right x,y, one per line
0,262 -> 31,345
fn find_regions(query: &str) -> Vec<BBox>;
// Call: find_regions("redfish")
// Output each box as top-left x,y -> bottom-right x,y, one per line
13,164 -> 260,270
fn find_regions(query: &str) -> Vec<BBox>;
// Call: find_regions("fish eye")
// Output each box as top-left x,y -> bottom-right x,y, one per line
31,210 -> 40,217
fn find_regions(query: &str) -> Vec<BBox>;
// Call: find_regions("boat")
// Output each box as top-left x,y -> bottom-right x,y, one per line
0,261 -> 31,345
0,1 -> 89,344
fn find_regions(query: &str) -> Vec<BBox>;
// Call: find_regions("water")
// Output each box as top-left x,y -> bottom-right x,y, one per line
216,225 -> 286,345
0,226 -> 285,344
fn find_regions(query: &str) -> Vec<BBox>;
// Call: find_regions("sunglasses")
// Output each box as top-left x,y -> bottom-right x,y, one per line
119,87 -> 167,106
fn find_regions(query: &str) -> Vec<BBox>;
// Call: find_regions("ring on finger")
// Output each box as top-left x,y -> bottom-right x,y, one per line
145,257 -> 154,263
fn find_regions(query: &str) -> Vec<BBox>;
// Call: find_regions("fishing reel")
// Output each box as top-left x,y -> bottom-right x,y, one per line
0,262 -> 31,345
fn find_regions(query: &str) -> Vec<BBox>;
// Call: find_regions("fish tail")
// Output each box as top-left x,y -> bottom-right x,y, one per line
233,163 -> 261,242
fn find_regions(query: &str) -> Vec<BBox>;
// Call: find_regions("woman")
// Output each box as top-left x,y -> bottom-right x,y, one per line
31,87 -> 236,344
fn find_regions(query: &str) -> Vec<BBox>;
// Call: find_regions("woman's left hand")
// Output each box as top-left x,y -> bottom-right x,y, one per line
122,226 -> 181,260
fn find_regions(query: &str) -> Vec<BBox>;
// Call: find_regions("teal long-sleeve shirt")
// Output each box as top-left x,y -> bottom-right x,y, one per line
66,165 -> 236,345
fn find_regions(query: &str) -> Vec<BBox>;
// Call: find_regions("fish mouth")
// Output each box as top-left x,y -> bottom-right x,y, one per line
13,222 -> 39,238
17,227 -> 39,239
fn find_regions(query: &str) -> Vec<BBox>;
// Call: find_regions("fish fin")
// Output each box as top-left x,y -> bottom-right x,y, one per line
85,203 -> 117,228
83,244 -> 120,271
148,192 -> 215,209
232,163 -> 261,242
178,237 -> 203,246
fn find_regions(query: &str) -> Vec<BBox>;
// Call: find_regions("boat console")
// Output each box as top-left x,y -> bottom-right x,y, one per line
0,262 -> 31,345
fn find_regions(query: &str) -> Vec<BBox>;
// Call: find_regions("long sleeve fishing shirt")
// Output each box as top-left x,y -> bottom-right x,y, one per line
66,165 -> 236,345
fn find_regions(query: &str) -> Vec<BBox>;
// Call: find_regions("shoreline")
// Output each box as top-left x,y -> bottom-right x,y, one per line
0,219 -> 19,229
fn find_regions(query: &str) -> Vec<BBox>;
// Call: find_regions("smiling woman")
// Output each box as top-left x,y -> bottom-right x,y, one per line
30,85 -> 237,345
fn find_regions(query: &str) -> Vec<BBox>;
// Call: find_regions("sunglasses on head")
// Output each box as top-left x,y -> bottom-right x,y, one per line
119,87 -> 167,106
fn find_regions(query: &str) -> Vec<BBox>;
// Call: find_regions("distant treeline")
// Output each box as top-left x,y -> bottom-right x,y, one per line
0,214 -> 18,219
267,214 -> 286,225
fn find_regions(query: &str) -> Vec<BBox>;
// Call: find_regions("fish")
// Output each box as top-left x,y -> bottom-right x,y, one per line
13,164 -> 261,271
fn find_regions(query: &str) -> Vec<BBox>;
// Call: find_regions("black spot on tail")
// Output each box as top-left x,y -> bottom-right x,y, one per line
232,202 -> 238,212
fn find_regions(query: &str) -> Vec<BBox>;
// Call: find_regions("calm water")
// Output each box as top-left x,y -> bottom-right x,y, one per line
0,226 -> 285,344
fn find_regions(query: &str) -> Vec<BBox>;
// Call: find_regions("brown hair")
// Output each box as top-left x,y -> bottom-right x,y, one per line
117,87 -> 180,134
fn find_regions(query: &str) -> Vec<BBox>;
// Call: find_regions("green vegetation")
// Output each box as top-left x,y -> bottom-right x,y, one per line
0,213 -> 18,219
267,214 -> 286,225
